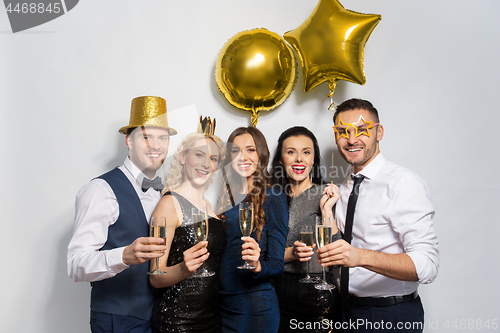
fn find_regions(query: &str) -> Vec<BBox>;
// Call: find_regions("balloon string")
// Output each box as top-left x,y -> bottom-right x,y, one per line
329,93 -> 335,184
250,110 -> 259,127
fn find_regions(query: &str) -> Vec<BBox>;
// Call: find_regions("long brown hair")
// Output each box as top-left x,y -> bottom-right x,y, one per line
218,127 -> 270,241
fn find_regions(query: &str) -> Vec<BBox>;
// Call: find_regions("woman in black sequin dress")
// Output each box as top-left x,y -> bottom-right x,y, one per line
270,127 -> 342,333
149,132 -> 226,333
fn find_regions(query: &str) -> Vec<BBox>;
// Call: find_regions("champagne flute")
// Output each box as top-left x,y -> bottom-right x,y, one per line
314,216 -> 335,290
192,207 -> 215,277
148,216 -> 167,275
299,225 -> 320,283
237,202 -> 256,270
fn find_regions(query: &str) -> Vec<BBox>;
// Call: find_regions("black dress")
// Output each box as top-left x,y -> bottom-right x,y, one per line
152,192 -> 227,333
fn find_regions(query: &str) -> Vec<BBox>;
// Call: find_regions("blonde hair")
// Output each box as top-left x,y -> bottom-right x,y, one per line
163,132 -> 225,193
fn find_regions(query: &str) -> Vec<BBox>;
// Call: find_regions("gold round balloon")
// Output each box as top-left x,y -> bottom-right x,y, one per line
215,28 -> 297,126
284,0 -> 381,97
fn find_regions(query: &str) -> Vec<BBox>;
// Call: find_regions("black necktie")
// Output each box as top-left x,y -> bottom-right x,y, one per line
340,175 -> 365,303
141,176 -> 163,192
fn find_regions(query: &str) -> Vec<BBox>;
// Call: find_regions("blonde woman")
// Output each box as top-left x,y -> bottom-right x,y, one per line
149,131 -> 226,333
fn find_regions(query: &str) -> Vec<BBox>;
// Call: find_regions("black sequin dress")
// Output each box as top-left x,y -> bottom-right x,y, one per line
152,192 -> 227,333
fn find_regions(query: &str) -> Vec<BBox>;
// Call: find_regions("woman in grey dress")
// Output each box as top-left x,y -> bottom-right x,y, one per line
270,126 -> 342,333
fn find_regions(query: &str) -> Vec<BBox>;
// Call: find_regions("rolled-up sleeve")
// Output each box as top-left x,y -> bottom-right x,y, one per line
391,173 -> 440,284
67,179 -> 129,282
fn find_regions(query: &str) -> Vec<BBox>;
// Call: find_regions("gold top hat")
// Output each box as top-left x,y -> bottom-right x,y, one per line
119,96 -> 177,135
197,116 -> 216,136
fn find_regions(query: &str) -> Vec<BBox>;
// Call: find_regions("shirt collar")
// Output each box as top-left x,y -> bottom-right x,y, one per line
123,157 -> 150,185
353,153 -> 386,180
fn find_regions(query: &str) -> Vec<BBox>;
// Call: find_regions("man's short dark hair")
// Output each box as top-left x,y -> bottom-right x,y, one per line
333,98 -> 380,123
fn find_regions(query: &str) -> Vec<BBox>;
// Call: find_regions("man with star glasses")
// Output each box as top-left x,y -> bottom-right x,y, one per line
317,98 -> 439,333
333,115 -> 380,141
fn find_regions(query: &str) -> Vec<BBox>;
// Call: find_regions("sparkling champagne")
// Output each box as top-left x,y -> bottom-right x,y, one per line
150,225 -> 167,253
193,214 -> 208,242
239,208 -> 254,237
315,225 -> 331,248
300,231 -> 314,247
314,217 -> 334,290
191,207 -> 215,277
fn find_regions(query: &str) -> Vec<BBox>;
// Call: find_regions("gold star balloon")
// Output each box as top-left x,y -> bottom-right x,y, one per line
284,0 -> 381,97
215,28 -> 297,126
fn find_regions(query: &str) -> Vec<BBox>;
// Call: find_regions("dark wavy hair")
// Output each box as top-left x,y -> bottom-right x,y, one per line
333,98 -> 380,123
218,126 -> 270,241
270,126 -> 325,196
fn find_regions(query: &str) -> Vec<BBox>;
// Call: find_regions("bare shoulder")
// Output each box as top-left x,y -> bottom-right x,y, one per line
152,194 -> 183,228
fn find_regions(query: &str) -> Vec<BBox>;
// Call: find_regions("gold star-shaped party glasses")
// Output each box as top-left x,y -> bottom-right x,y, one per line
333,116 -> 378,140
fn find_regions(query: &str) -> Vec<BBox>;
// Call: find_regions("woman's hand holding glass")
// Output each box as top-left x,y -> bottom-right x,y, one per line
182,241 -> 209,274
297,225 -> 320,283
241,236 -> 261,271
293,240 -> 315,262
238,202 -> 259,270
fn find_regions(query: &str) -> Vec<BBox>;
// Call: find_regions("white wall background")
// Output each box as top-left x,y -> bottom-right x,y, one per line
1,1 -> 499,332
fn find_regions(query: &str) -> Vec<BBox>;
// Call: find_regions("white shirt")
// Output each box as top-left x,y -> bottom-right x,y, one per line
67,158 -> 161,282
335,153 -> 439,297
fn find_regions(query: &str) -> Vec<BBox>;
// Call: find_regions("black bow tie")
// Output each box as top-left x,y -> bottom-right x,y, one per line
141,176 -> 163,192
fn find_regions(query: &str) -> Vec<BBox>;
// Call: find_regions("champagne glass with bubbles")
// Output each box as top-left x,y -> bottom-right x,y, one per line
148,216 -> 167,275
299,224 -> 320,283
238,202 -> 256,270
192,207 -> 214,277
314,216 -> 335,290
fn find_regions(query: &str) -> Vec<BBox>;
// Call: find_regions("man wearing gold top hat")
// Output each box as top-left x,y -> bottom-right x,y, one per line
67,96 -> 177,333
